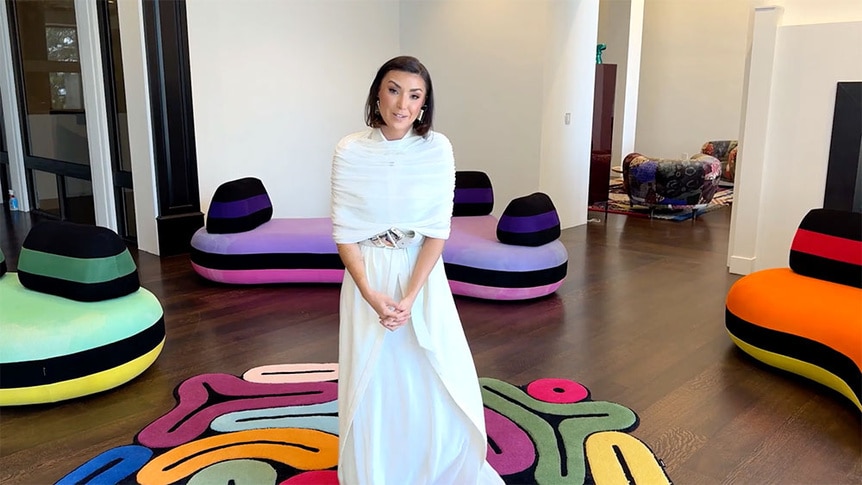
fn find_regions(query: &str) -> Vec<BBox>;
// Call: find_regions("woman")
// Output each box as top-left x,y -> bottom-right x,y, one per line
331,56 -> 503,484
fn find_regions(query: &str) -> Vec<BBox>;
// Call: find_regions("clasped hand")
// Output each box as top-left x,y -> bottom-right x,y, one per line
366,290 -> 413,331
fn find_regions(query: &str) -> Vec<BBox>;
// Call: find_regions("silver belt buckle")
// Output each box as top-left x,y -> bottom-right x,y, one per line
369,227 -> 412,248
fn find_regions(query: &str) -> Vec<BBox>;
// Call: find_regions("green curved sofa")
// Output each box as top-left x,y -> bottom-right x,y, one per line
0,222 -> 165,406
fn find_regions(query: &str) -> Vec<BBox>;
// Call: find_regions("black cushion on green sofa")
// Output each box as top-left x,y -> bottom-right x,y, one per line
17,221 -> 139,302
206,177 -> 273,234
497,192 -> 561,247
789,208 -> 862,289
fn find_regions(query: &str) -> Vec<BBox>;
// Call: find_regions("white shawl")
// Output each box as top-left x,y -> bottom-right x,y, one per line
330,128 -> 455,243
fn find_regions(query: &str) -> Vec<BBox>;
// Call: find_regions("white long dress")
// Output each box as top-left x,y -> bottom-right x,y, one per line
331,128 -> 503,485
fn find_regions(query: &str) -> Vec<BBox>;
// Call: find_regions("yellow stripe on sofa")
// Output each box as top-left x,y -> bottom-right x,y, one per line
728,333 -> 861,412
0,340 -> 165,406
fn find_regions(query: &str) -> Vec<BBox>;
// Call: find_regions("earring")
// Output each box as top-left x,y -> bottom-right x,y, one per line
375,99 -> 380,114
417,108 -> 425,122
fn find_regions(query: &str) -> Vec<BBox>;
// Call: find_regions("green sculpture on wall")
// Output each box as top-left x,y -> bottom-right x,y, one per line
596,43 -> 606,64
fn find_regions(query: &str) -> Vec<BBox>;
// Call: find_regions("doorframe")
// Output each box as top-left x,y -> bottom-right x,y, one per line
73,0 -> 116,231
95,0 -> 135,240
0,0 -> 29,212
142,0 -> 203,256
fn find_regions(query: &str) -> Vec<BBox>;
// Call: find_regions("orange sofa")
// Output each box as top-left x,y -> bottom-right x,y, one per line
725,208 -> 861,411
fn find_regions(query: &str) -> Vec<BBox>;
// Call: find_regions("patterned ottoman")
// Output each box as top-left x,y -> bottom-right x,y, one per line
622,152 -> 721,222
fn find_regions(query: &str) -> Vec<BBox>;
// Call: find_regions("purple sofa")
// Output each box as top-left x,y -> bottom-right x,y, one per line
190,174 -> 568,301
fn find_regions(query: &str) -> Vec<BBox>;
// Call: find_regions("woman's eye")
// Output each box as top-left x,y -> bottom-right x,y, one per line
388,88 -> 398,94
411,95 -> 420,100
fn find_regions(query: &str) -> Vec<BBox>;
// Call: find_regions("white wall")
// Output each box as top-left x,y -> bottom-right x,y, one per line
753,0 -> 862,25
399,0 -> 547,219
731,16 -> 862,273
758,21 -> 862,267
539,0 -> 600,228
184,0 -> 599,228
185,0 -> 399,218
635,0 -> 750,160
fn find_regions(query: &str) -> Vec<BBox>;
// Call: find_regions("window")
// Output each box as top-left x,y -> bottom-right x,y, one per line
45,25 -> 82,111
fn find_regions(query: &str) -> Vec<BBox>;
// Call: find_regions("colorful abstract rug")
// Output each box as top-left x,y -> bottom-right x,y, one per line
57,364 -> 671,485
589,179 -> 733,221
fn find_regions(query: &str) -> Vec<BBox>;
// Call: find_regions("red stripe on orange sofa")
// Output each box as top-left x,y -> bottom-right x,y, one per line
791,229 -> 862,265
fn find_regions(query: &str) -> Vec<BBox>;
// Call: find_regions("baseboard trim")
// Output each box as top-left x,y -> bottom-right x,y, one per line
729,256 -> 756,275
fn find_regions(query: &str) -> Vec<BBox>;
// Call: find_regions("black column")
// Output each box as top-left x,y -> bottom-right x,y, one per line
143,0 -> 203,256
824,82 -> 862,213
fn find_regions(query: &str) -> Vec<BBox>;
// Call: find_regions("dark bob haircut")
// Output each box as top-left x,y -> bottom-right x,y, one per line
365,56 -> 434,137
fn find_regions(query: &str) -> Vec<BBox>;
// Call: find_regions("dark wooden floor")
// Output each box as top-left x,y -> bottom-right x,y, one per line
1,206 -> 860,484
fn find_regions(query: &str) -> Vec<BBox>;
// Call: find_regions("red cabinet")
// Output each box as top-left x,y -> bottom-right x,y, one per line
589,64 -> 617,206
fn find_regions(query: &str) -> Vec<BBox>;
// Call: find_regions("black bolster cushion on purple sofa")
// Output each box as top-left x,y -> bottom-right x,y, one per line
206,177 -> 274,234
496,192 -> 561,247
453,171 -> 494,217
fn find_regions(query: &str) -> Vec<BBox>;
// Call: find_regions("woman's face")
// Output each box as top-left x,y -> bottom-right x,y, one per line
377,70 -> 426,140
